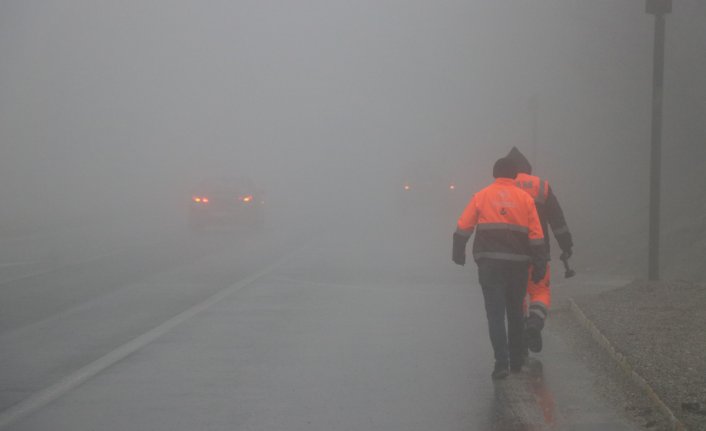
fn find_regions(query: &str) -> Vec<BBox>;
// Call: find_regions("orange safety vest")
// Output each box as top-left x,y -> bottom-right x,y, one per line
456,178 -> 545,262
515,173 -> 549,204
514,172 -> 573,254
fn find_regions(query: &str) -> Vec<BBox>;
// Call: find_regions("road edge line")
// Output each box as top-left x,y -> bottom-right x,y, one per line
0,247 -> 304,429
567,298 -> 687,431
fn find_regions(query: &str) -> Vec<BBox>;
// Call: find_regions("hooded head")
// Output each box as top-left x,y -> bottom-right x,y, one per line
493,157 -> 519,179
506,147 -> 532,174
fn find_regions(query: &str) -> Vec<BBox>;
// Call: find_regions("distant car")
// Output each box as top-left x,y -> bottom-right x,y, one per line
189,177 -> 264,229
396,171 -> 466,216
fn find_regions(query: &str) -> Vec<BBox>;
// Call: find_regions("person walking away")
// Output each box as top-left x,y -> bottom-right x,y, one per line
506,147 -> 574,354
452,157 -> 547,380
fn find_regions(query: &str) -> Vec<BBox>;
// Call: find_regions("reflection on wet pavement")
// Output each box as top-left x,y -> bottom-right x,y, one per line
490,359 -> 555,431
490,358 -> 638,431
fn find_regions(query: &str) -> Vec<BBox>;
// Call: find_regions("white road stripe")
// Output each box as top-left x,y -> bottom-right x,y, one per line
0,237 -> 178,287
0,246 -> 305,429
0,262 -> 40,268
0,250 -> 124,287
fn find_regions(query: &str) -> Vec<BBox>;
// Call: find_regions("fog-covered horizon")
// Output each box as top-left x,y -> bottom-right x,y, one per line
2,1 -> 705,278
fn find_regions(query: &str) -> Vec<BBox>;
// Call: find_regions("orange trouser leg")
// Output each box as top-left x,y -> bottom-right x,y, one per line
525,264 -> 551,322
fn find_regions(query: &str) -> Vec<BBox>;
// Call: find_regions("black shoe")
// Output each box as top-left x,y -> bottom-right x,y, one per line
525,325 -> 543,353
492,363 -> 509,380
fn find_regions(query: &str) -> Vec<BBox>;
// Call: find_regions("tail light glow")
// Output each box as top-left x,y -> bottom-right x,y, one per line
404,185 -> 411,191
192,196 -> 209,204
449,184 -> 456,190
241,195 -> 253,203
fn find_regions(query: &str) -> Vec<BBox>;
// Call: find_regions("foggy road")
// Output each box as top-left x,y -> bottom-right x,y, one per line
0,213 -> 639,431
4,0 -> 706,429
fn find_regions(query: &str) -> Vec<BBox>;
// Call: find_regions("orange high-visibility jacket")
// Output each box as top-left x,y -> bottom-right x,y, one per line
514,173 -> 573,255
456,178 -> 546,263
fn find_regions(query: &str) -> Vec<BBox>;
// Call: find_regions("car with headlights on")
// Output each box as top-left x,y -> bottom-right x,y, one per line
189,177 -> 264,230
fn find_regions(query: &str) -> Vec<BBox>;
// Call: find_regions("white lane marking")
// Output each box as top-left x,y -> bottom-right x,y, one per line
267,274 -> 458,291
267,274 -> 374,290
0,235 -> 183,287
0,243 -> 243,342
0,245 -> 305,429
0,280 -> 151,343
0,250 -> 126,287
0,262 -> 40,268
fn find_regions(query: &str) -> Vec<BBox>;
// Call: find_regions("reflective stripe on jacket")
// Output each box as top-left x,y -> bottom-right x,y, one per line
456,178 -> 546,263
516,173 -> 549,204
514,173 -> 573,254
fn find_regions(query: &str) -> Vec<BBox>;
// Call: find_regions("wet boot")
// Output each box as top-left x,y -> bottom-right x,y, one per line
525,314 -> 544,353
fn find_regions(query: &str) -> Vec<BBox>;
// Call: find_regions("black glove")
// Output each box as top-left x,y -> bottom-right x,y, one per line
452,232 -> 469,266
531,263 -> 547,283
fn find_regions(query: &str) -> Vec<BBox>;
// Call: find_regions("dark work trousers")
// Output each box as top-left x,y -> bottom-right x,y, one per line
477,259 -> 529,367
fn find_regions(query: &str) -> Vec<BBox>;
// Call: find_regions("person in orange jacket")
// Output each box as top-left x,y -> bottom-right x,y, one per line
453,157 -> 548,380
506,147 -> 574,355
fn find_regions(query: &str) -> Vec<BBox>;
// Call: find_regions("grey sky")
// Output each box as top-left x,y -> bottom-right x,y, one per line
1,1 -> 705,251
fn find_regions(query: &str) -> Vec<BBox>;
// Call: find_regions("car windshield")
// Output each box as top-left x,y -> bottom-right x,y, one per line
195,178 -> 254,195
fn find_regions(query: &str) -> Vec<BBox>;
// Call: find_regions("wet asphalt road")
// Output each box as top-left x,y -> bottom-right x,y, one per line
0,212 -> 640,430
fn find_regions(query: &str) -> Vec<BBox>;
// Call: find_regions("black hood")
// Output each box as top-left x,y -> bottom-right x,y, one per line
506,147 -> 532,174
493,157 -> 518,179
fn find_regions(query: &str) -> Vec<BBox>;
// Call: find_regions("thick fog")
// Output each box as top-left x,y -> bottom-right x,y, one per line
2,1 -> 705,279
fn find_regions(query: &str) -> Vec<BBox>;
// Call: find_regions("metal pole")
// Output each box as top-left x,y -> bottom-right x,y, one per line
646,0 -> 670,281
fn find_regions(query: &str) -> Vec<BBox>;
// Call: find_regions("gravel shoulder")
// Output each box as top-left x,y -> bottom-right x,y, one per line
571,279 -> 706,430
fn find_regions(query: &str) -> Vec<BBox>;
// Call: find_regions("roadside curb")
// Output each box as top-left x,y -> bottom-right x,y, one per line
567,298 -> 687,431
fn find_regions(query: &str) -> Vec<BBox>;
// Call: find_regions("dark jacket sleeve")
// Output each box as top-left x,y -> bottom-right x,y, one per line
452,232 -> 470,265
545,186 -> 573,253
